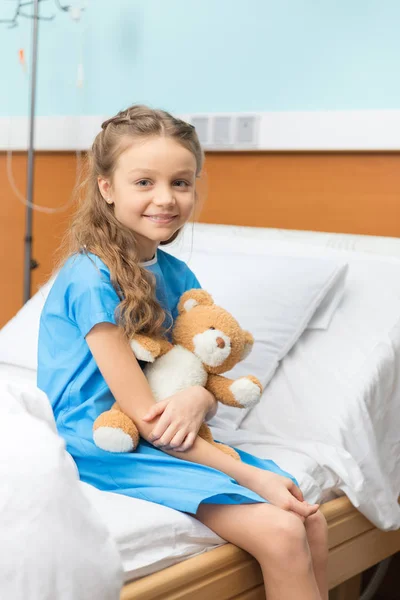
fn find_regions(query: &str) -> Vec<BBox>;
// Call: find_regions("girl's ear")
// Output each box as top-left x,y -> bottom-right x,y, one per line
98,177 -> 112,203
178,289 -> 214,314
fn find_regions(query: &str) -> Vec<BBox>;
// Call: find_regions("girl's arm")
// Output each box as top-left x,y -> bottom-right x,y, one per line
86,323 -> 318,517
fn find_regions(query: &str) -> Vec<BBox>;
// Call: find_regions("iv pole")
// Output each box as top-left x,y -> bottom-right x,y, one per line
1,1 -> 84,303
23,0 -> 39,303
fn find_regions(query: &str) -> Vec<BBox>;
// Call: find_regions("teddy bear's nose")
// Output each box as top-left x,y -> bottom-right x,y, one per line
216,337 -> 225,349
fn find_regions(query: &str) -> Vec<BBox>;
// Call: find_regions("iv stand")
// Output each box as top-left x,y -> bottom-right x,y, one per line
23,0 -> 39,303
1,1 -> 81,303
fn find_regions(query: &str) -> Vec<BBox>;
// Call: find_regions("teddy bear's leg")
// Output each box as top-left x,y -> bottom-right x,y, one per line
93,403 -> 140,453
206,373 -> 262,410
198,422 -> 215,443
130,334 -> 173,363
198,423 -> 241,461
213,442 -> 241,461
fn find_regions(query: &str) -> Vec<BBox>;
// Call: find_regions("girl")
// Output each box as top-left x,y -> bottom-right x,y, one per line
38,105 -> 328,600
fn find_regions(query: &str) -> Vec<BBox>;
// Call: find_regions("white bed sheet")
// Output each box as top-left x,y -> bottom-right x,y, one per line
2,226 -> 400,584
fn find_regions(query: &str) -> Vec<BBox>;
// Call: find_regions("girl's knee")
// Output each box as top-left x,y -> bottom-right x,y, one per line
274,510 -> 308,546
306,510 -> 328,539
256,508 -> 309,563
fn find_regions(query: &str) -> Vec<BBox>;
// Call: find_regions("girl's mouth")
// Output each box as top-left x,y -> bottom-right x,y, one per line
143,214 -> 178,224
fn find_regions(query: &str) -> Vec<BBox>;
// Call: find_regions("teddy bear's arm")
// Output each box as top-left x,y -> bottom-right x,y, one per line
206,374 -> 262,410
157,338 -> 174,356
130,334 -> 173,363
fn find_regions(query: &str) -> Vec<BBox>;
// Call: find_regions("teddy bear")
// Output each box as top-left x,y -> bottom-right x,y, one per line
93,289 -> 262,460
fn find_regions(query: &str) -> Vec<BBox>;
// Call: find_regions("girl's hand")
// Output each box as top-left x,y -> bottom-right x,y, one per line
241,468 -> 319,519
142,387 -> 216,452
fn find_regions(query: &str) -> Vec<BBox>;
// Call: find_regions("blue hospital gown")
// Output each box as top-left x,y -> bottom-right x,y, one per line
37,249 -> 296,514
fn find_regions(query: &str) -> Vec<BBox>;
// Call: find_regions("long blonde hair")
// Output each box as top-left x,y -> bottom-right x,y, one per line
59,105 -> 204,339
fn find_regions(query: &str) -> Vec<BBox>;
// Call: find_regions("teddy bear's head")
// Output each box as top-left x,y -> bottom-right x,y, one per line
172,289 -> 254,374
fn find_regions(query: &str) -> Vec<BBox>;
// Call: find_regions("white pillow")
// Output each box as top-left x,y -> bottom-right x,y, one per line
166,240 -> 348,429
0,279 -> 53,371
172,225 -> 345,330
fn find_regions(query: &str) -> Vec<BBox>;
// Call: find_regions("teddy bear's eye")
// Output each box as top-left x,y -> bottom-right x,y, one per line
209,327 -> 215,330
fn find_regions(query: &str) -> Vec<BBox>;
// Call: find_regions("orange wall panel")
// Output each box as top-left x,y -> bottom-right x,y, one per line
200,153 -> 400,236
1,152 -> 76,326
2,151 -> 400,326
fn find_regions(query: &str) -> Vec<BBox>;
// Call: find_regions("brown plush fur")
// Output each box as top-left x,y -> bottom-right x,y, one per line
132,334 -> 174,358
174,290 -> 250,375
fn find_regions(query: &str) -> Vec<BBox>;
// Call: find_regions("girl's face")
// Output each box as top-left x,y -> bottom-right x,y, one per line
98,136 -> 197,261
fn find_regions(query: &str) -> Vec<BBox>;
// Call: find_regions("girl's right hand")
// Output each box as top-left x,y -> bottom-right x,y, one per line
241,468 -> 319,518
142,386 -> 216,451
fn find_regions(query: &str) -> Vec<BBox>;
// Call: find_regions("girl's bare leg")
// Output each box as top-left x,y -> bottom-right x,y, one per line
304,511 -> 329,600
289,510 -> 329,599
197,502 -> 321,600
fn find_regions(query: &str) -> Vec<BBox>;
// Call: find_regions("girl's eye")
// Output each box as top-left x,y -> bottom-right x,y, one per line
136,179 -> 152,187
173,180 -> 190,188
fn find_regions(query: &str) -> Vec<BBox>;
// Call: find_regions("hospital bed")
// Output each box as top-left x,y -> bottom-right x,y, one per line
1,219 -> 400,599
119,224 -> 400,599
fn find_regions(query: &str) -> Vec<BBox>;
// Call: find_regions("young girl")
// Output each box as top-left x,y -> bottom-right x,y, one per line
38,105 -> 328,600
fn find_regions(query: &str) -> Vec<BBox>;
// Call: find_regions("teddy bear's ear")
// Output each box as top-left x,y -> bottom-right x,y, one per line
241,331 -> 254,360
178,289 -> 214,314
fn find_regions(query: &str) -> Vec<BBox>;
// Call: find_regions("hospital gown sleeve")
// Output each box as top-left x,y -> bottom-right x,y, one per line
65,254 -> 121,338
185,265 -> 201,291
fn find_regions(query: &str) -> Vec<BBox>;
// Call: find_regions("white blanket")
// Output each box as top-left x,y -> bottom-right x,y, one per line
0,379 -> 123,599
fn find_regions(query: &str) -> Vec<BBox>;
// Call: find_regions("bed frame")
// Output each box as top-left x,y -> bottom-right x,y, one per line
120,497 -> 400,600
117,153 -> 400,600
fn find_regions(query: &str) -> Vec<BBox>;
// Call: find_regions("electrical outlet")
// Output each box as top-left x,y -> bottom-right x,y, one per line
234,115 -> 259,146
190,116 -> 210,145
187,113 -> 259,149
212,116 -> 233,147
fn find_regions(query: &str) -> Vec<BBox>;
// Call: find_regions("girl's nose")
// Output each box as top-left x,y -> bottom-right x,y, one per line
154,186 -> 176,206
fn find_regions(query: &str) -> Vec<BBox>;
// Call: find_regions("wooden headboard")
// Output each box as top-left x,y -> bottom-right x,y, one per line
2,151 -> 400,325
